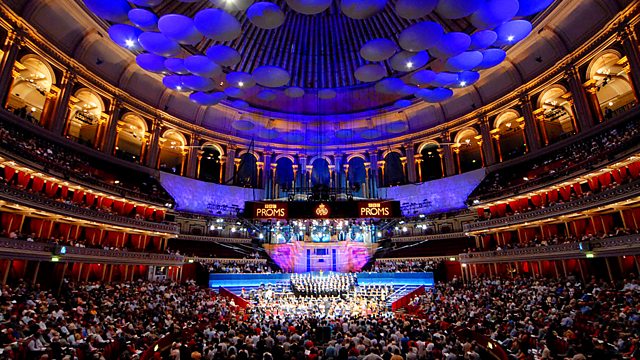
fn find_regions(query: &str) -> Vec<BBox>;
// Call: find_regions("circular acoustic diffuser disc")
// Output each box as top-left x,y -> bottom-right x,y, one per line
341,0 -> 386,19
285,87 -> 305,98
210,0 -> 255,11
164,58 -> 189,74
158,14 -> 202,45
430,72 -> 459,87
398,21 -> 444,52
477,48 -> 506,69
436,0 -> 482,19
84,0 -> 131,22
409,69 -> 436,86
180,75 -> 217,91
257,89 -> 277,101
517,0 -> 553,16
284,131 -> 304,142
129,0 -> 163,6
247,2 -> 285,30
354,64 -> 386,83
375,78 -> 406,94
194,9 -> 242,42
456,71 -> 480,87
396,84 -> 419,96
231,100 -> 250,109
253,66 -> 291,87
258,129 -> 279,139
386,121 -> 409,133
232,119 -> 255,131
205,45 -> 241,67
360,38 -> 398,62
136,53 -> 167,73
445,51 -> 483,71
431,32 -> 471,59
318,89 -> 337,99
469,0 -> 519,30
224,87 -> 246,98
470,30 -> 497,50
395,0 -> 437,19
390,51 -> 429,72
335,129 -> 354,139
109,24 -> 143,50
138,32 -> 181,56
189,92 -> 226,106
393,99 -> 412,108
361,129 -> 382,140
226,72 -> 256,89
415,87 -> 453,102
494,20 -> 532,46
184,55 -> 222,77
285,0 -> 332,15
128,9 -> 158,31
162,75 -> 185,91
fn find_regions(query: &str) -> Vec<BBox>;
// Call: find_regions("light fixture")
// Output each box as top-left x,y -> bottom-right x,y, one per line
507,35 -> 515,42
176,86 -> 182,91
238,81 -> 244,87
124,39 -> 135,48
459,81 -> 467,87
608,101 -> 613,106
406,61 -> 414,69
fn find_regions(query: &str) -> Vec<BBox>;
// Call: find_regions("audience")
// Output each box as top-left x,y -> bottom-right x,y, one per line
373,259 -> 443,273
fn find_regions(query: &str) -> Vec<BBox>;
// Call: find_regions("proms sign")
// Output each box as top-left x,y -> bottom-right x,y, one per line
245,200 -> 400,219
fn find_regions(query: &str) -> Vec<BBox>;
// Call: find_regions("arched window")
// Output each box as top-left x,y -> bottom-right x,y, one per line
537,85 -> 576,144
275,157 -> 294,190
236,152 -> 258,187
348,157 -> 366,195
158,130 -> 187,175
493,110 -> 526,160
419,143 -> 443,181
66,88 -> 105,147
454,128 -> 483,173
7,55 -> 56,125
311,158 -> 330,187
588,50 -> 637,119
116,113 -> 148,163
384,151 -> 405,186
198,144 -> 222,183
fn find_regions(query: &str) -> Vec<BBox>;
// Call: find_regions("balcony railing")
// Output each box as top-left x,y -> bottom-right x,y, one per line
458,234 -> 640,263
185,257 -> 266,264
176,234 -> 253,243
0,238 -> 184,265
464,179 -> 640,232
390,232 -> 470,242
0,182 -> 179,233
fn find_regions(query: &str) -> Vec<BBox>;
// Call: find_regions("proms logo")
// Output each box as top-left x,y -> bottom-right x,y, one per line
254,203 -> 287,219
359,202 -> 391,217
315,203 -> 329,217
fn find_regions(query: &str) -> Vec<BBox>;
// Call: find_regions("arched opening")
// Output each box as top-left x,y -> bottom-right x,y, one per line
493,110 -> 527,160
419,143 -> 443,181
588,50 -> 637,119
198,144 -> 222,183
311,158 -> 330,188
158,130 -> 187,175
275,157 -> 294,191
454,128 -> 483,173
348,157 -> 366,196
65,88 -> 105,147
383,152 -> 405,186
116,113 -> 148,163
236,153 -> 258,187
537,85 -> 577,144
7,55 -> 56,125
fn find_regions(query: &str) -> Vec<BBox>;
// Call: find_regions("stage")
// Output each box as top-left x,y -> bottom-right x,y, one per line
263,241 -> 377,273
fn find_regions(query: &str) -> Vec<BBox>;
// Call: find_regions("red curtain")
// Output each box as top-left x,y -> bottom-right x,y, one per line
1,213 -> 22,233
559,186 -> 572,201
144,207 -> 155,220
548,189 -> 558,203
113,201 -> 125,215
31,177 -> 44,193
509,200 -> 520,213
85,193 -> 96,207
57,223 -> 72,240
136,206 -> 147,217
477,208 -> 485,218
628,161 -> 640,178
573,183 -> 583,196
30,219 -> 44,236
155,210 -> 165,221
45,182 -> 59,197
60,185 -> 69,199
531,194 -> 542,207
102,198 -> 113,209
598,173 -> 611,188
17,172 -> 31,188
587,178 -> 599,192
129,234 -> 142,250
123,203 -> 135,216
72,190 -> 84,204
2,166 -> 16,181
502,232 -> 512,244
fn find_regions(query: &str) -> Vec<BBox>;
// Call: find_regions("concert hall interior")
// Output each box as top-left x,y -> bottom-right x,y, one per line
0,0 -> 639,359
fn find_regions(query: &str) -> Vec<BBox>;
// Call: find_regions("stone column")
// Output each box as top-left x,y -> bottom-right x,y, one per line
102,99 -> 123,154
565,65 -> 594,132
519,93 -> 542,151
50,69 -> 76,135
218,155 -> 226,184
618,25 -> 640,101
186,134 -> 200,178
364,162 -> 371,198
441,131 -> 456,176
478,115 -> 496,165
369,151 -> 379,198
225,146 -> 237,184
405,144 -> 416,183
492,134 -> 503,162
584,81 -> 604,123
0,30 -> 23,108
263,152 -> 272,192
414,154 -> 423,182
145,119 -> 162,168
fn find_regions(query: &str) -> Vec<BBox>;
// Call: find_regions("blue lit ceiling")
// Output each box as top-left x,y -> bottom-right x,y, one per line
85,0 -> 553,116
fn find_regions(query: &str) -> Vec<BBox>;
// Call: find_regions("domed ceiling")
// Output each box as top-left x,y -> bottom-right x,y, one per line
83,0 -> 554,116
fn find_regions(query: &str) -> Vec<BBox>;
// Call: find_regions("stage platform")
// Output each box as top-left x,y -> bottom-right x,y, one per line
208,271 -> 434,289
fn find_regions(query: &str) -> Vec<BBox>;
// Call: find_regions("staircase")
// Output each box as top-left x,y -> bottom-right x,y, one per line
385,285 -> 421,308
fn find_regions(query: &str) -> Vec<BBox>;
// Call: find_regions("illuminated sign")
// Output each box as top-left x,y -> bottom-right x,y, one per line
315,203 -> 329,217
254,202 -> 288,219
359,202 -> 391,217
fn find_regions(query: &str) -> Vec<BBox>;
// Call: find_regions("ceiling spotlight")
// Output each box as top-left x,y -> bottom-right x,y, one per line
176,86 -> 182,91
124,39 -> 135,48
406,61 -> 414,69
608,101 -> 614,106
238,81 -> 244,87
507,35 -> 515,42
459,81 -> 467,87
